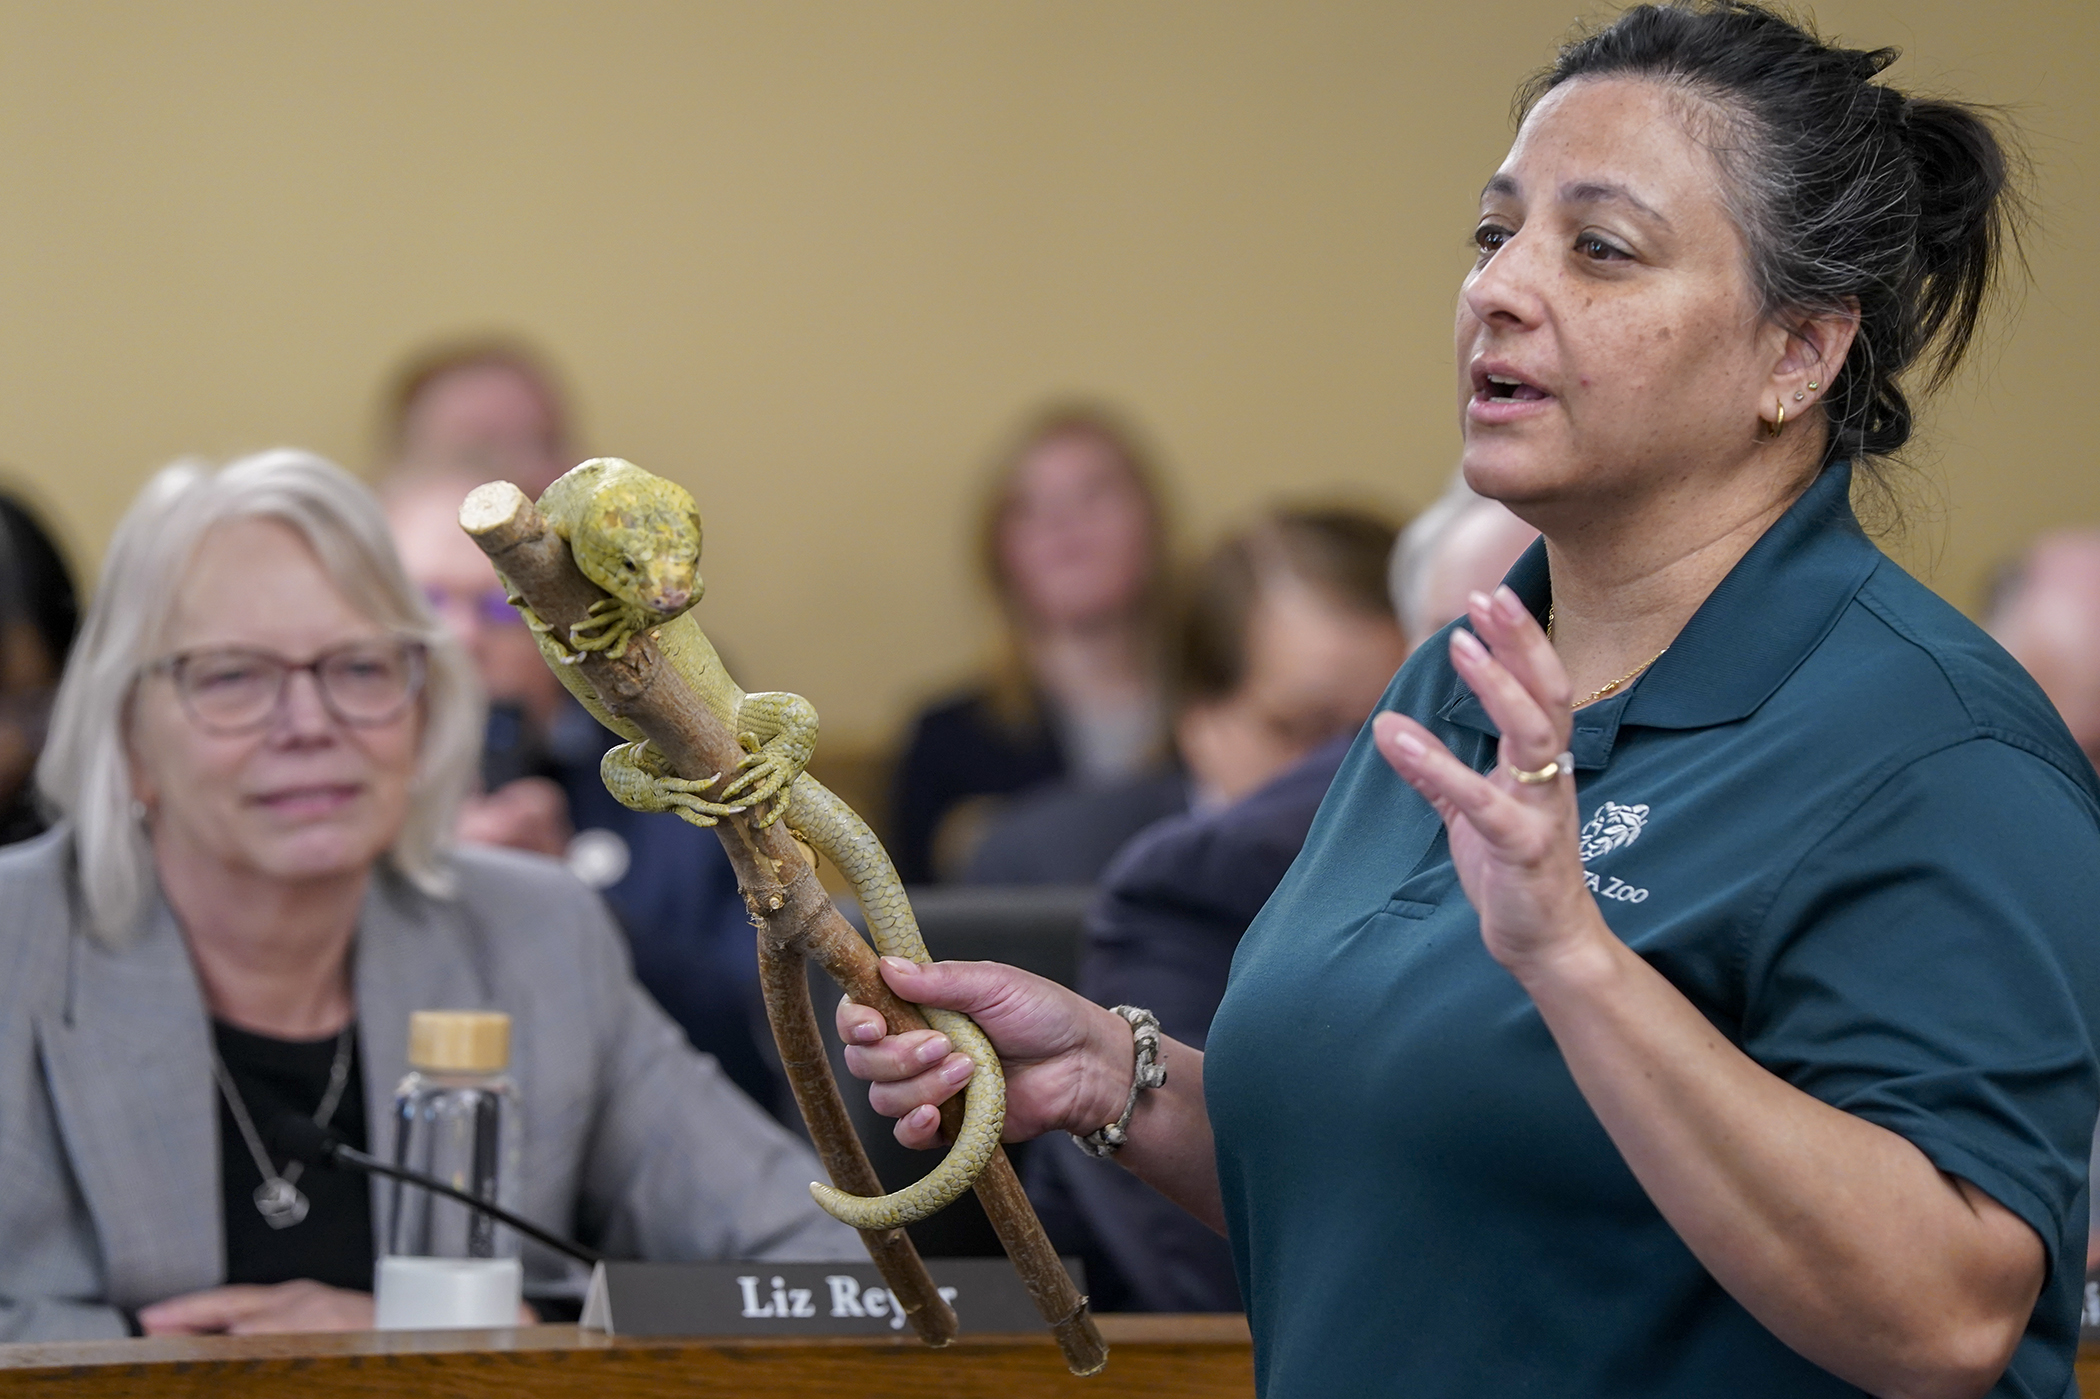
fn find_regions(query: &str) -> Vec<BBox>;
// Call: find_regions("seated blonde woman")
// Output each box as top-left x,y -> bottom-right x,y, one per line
2,450 -> 852,1341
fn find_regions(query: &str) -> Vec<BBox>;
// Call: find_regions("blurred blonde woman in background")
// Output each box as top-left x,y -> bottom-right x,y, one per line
890,405 -> 1173,882
0,450 -> 849,1341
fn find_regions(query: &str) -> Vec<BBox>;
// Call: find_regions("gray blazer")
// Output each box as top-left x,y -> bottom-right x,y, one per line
0,827 -> 858,1341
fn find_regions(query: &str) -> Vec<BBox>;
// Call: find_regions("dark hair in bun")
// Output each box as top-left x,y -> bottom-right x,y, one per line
1526,1 -> 2026,471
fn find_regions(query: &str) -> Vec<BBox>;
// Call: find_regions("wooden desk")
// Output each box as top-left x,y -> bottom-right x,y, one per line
0,1314 -> 1253,1399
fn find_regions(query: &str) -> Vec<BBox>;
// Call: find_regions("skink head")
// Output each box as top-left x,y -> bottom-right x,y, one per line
575,469 -> 705,618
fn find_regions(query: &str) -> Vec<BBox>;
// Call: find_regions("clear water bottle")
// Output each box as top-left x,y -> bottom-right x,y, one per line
373,1010 -> 525,1329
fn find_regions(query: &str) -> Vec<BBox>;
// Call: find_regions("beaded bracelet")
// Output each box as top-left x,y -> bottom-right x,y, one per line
1071,1005 -> 1167,1159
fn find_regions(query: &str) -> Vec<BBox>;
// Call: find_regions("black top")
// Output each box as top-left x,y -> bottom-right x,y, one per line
214,1020 -> 373,1292
890,688 -> 1065,884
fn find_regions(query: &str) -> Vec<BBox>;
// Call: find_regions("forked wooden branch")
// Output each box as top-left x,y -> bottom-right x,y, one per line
462,483 -> 1107,1376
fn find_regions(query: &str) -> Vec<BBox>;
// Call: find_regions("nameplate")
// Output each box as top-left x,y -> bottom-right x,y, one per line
579,1257 -> 1084,1337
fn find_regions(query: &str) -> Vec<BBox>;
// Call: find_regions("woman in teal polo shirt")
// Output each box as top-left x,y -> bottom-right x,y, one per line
839,5 -> 2100,1395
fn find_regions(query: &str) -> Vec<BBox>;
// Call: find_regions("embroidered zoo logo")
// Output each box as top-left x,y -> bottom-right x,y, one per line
1579,801 -> 1650,904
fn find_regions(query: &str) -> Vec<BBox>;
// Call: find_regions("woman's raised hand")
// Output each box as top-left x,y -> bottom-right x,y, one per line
1372,586 -> 1604,976
837,958 -> 1136,1150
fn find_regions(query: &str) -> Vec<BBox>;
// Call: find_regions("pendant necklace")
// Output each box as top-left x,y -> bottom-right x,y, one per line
208,1025 -> 354,1230
1546,606 -> 1669,709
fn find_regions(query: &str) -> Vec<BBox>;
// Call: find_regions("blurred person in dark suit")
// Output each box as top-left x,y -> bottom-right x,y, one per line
891,406 -> 1173,883
383,471 -> 788,1121
1026,487 -> 1526,1311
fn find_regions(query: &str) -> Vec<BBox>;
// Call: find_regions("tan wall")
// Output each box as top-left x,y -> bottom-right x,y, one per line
0,1 -> 2092,747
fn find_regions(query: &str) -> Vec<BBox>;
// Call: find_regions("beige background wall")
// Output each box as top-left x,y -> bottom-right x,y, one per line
0,1 -> 2092,747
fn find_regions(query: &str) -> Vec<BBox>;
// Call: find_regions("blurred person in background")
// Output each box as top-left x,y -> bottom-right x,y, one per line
1989,530 -> 2100,771
1169,508 -> 1409,812
1986,528 -> 2100,1273
1389,471 -> 1540,649
0,490 -> 80,844
0,451 -> 848,1341
382,473 -> 572,857
383,471 -> 788,1121
381,337 -> 574,501
964,506 -> 1405,886
891,406 -> 1173,883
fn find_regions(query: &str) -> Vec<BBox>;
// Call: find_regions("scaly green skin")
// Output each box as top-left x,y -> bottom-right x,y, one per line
511,458 -> 1005,1231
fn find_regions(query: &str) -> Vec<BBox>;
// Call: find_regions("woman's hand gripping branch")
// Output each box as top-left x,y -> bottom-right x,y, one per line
1372,586 -> 2041,1399
837,958 -> 1225,1233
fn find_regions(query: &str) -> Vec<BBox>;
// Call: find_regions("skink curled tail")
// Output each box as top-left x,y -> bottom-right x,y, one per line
810,1004 -> 1006,1229
787,777 -> 1007,1228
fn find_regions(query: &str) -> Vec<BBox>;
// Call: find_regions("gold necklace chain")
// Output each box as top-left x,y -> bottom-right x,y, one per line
1546,605 -> 1668,708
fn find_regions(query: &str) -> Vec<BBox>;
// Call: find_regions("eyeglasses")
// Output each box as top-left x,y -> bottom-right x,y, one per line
151,640 -> 428,736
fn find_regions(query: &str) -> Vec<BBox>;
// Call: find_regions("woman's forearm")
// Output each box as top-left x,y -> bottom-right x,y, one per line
1516,917 -> 2042,1399
1112,1038 -> 1224,1233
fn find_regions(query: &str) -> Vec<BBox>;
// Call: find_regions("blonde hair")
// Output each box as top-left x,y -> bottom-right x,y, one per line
36,449 -> 484,944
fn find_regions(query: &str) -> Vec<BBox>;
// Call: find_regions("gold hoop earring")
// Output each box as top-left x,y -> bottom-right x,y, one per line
1765,403 -> 1785,438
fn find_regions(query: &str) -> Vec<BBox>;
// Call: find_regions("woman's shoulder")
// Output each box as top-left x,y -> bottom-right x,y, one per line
911,682 -> 998,727
1838,559 -> 2095,789
0,824 -> 74,882
0,826 -> 78,929
898,682 -> 1060,786
369,845 -> 632,1016
0,827 -> 81,994
439,843 -> 611,931
905,683 -> 1028,751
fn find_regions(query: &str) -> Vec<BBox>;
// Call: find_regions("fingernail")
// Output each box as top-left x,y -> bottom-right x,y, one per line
940,1055 -> 976,1084
881,956 -> 917,976
1467,590 -> 1493,615
1450,628 -> 1484,658
915,1035 -> 953,1064
910,1105 -> 939,1129
1496,586 -> 1527,621
849,1020 -> 882,1044
1394,732 -> 1426,760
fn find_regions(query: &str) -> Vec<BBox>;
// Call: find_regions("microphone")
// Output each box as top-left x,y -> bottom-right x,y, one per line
271,1116 -> 603,1266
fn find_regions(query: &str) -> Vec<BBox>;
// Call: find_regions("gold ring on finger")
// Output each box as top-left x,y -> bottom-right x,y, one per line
1510,749 -> 1575,785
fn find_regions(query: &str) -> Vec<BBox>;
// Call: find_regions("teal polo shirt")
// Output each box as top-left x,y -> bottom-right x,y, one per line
1207,464 -> 2100,1398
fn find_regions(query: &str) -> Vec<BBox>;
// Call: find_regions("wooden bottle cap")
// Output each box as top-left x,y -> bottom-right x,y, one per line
407,1010 -> 511,1073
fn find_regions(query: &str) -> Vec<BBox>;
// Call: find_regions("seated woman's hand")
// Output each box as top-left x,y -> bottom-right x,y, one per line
137,1282 -> 541,1334
137,1280 -> 377,1335
838,957 -> 1134,1150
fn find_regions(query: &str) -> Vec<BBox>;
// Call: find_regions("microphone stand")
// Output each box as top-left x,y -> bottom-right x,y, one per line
275,1118 -> 602,1266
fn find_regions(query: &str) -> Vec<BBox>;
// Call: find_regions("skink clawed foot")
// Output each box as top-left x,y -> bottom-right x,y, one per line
567,597 -> 649,661
717,743 -> 796,827
600,741 -> 746,828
